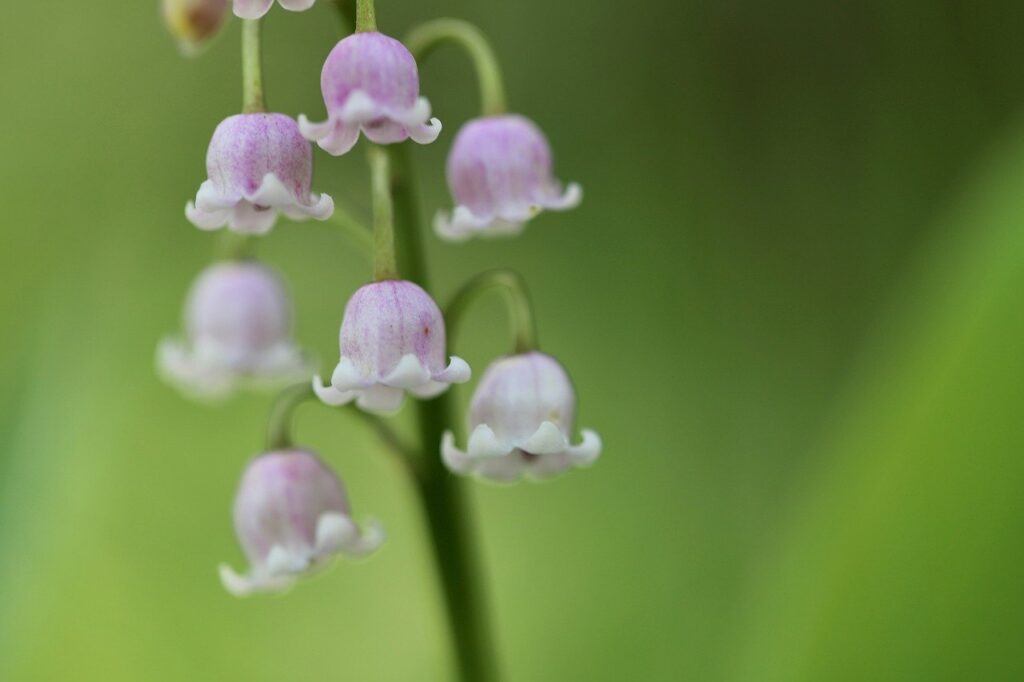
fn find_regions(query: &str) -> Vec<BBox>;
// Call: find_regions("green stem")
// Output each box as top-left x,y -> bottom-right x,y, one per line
266,383 -> 315,451
406,19 -> 507,117
355,0 -> 376,32
368,145 -> 397,280
447,270 -> 538,354
241,19 -> 265,113
265,383 -> 413,472
388,144 -> 501,682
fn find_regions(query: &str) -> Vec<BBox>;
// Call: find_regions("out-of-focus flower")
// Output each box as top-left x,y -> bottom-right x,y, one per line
158,261 -> 312,399
434,115 -> 581,241
442,352 -> 600,482
186,113 -> 334,234
219,449 -> 382,596
232,0 -> 315,20
162,0 -> 230,56
313,280 -> 470,413
299,32 -> 441,156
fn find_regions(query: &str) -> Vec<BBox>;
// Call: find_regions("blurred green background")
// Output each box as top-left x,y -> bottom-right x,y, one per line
2,0 -> 1024,679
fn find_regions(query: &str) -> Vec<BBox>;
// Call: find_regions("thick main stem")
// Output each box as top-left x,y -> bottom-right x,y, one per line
241,19 -> 265,113
389,144 -> 500,682
406,19 -> 507,117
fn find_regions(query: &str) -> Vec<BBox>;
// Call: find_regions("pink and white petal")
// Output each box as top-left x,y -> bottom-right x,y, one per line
265,545 -> 311,576
337,90 -> 384,123
247,173 -> 298,208
317,514 -> 383,557
527,453 -> 574,479
539,181 -> 583,211
218,563 -> 294,597
567,429 -> 602,466
406,118 -> 442,145
233,0 -> 275,19
278,0 -> 316,11
157,338 -> 236,399
362,120 -> 411,145
185,201 -> 231,231
280,192 -> 335,221
331,357 -> 372,392
441,432 -> 474,475
194,180 -> 241,211
474,455 -> 526,483
407,379 -> 451,399
354,384 -> 405,414
466,423 -> 515,459
434,355 -> 471,384
520,421 -> 570,456
382,353 -> 432,389
228,201 -> 279,234
315,120 -> 361,156
297,114 -> 334,142
313,374 -> 357,406
433,206 -> 498,241
388,97 -> 434,127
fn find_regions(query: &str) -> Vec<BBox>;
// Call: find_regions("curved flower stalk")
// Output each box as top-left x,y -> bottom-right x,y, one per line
313,280 -> 471,414
220,449 -> 383,596
158,261 -> 313,399
162,0 -> 230,55
186,113 -> 334,234
299,32 -> 442,156
233,0 -> 315,19
435,115 -> 581,241
443,352 -> 600,482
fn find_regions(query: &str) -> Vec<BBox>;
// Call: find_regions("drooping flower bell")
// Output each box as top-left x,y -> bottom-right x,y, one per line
158,261 -> 312,399
186,113 -> 334,234
219,449 -> 382,596
434,115 -> 582,241
442,352 -> 600,482
232,0 -> 315,19
313,280 -> 471,413
299,32 -> 442,156
162,0 -> 230,55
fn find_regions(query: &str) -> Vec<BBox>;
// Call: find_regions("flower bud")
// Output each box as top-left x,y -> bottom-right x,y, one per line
158,261 -> 312,399
162,0 -> 229,56
186,113 -> 334,235
299,32 -> 442,156
232,0 -> 316,20
313,280 -> 471,413
442,352 -> 600,482
435,115 -> 581,241
219,449 -> 382,596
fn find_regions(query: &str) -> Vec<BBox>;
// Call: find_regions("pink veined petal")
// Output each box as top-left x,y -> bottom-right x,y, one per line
233,0 -> 275,19
354,384 -> 406,414
186,202 -> 231,231
317,120 -> 361,156
406,118 -> 442,145
229,201 -> 279,234
279,191 -> 334,221
362,120 -> 411,146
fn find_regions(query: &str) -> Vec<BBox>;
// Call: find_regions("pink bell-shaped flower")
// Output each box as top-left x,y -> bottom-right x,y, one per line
162,0 -> 230,55
232,0 -> 315,19
299,32 -> 442,156
434,115 -> 581,241
186,113 -> 334,234
442,352 -> 600,482
219,449 -> 382,596
313,280 -> 471,413
158,261 -> 312,399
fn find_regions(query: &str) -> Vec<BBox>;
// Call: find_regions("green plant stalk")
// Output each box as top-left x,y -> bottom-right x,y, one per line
406,19 -> 507,117
447,270 -> 538,353
388,143 -> 501,682
355,0 -> 376,33
368,145 -> 398,280
241,19 -> 265,113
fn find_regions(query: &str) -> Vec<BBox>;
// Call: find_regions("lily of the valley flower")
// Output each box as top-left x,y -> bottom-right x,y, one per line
162,0 -> 230,55
442,352 -> 600,482
435,115 -> 581,241
220,449 -> 382,596
158,261 -> 312,399
233,0 -> 315,20
299,32 -> 442,156
313,280 -> 470,413
186,113 -> 334,234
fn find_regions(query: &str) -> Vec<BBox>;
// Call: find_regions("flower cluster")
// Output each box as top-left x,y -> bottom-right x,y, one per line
160,1 -> 599,599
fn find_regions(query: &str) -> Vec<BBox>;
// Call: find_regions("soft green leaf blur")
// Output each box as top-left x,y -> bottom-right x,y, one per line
2,1 -> 1023,680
